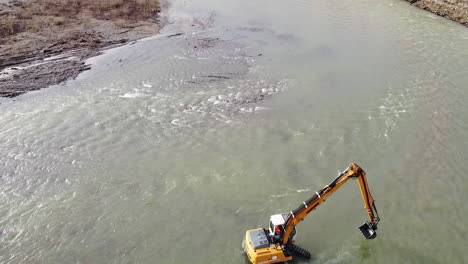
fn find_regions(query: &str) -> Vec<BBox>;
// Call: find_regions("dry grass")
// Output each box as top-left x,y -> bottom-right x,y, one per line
0,0 -> 160,38
0,15 -> 17,37
36,0 -> 160,19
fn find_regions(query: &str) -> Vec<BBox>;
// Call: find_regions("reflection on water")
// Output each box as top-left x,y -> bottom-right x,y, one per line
1,0 -> 467,263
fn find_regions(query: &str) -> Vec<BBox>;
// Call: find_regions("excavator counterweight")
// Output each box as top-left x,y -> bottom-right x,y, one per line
242,163 -> 380,264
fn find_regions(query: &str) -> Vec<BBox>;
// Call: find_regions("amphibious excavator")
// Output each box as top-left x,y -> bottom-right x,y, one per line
242,163 -> 380,264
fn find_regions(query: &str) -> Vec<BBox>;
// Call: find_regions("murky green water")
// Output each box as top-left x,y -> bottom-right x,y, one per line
1,0 -> 467,263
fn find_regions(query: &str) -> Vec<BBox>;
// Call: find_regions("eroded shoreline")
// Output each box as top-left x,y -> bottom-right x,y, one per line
0,0 -> 164,98
405,0 -> 468,26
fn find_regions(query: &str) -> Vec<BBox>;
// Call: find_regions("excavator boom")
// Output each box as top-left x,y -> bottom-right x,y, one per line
282,163 -> 380,244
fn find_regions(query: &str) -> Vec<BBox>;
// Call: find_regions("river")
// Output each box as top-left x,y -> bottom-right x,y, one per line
1,0 -> 467,263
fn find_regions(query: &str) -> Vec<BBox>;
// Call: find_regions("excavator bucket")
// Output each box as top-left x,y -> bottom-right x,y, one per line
358,222 -> 377,239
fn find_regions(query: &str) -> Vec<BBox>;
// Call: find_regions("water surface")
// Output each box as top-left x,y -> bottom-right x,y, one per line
1,0 -> 467,263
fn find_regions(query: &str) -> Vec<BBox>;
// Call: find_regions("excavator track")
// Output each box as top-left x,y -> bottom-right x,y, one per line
288,244 -> 311,259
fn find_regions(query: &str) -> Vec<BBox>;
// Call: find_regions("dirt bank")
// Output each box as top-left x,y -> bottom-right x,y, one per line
0,0 -> 164,98
405,0 -> 468,26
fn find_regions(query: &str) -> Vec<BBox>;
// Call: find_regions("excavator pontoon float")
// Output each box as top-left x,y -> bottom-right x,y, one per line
242,163 -> 380,264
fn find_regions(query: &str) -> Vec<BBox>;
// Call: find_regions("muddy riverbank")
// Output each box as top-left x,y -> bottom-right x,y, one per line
1,0 -> 466,99
405,0 -> 468,26
0,0 -> 164,98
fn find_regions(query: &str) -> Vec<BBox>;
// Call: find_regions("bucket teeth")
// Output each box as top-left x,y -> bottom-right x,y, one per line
358,222 -> 377,239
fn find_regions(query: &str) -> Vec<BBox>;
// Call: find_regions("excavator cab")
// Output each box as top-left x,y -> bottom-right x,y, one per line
269,214 -> 296,243
269,214 -> 286,242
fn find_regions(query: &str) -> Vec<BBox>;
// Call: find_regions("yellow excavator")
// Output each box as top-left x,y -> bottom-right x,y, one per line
242,163 -> 380,264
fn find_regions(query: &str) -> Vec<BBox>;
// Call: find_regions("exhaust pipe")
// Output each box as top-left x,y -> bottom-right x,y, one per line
358,221 -> 377,239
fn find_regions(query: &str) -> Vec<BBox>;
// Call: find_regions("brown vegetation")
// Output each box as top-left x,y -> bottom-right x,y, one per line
37,0 -> 160,20
0,0 -> 160,39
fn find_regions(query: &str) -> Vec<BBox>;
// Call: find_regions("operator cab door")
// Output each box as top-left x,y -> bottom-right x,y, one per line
269,221 -> 283,242
269,214 -> 297,244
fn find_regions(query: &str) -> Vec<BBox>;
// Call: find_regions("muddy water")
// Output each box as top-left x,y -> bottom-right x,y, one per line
1,0 -> 468,263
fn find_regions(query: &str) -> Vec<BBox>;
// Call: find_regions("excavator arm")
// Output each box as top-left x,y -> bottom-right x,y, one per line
281,163 -> 380,245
